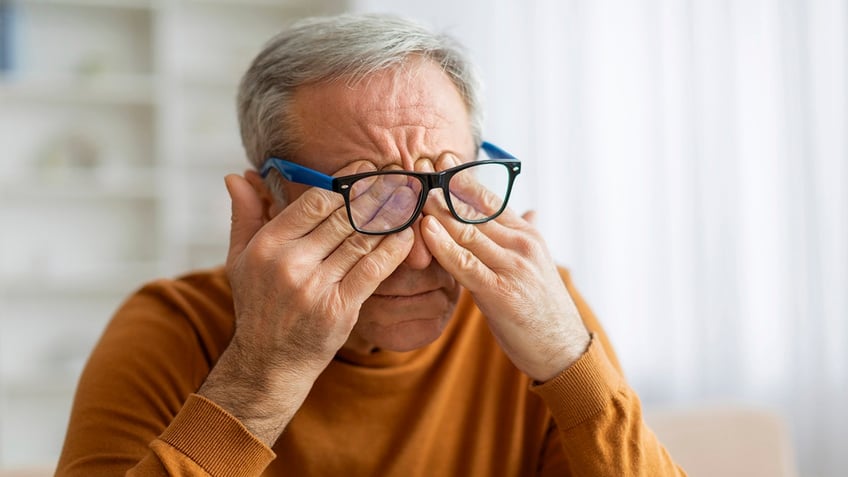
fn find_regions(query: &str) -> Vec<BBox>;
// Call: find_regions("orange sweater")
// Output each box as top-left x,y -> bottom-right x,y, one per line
56,267 -> 685,476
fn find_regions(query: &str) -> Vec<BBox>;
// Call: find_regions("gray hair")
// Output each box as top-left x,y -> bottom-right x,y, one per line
236,13 -> 484,199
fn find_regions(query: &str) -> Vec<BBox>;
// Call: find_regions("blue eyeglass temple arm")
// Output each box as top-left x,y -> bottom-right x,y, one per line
259,141 -> 516,191
260,158 -> 335,190
480,141 -> 517,159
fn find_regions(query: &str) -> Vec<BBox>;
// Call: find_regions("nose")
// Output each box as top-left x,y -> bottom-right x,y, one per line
402,219 -> 433,269
401,157 -> 438,269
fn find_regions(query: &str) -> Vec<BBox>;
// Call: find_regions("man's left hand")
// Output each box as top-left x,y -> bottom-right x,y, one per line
420,153 -> 590,383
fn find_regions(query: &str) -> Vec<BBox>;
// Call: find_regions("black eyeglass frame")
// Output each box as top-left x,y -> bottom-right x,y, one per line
260,142 -> 521,235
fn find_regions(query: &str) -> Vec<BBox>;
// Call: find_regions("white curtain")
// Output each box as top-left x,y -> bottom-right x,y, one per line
352,0 -> 847,475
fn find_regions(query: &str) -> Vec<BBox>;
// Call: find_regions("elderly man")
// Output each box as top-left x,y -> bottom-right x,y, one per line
56,13 -> 685,476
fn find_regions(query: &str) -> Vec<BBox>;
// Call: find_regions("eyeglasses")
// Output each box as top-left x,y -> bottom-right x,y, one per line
259,142 -> 521,235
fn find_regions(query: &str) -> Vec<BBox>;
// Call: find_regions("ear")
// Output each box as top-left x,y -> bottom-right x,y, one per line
244,170 -> 282,223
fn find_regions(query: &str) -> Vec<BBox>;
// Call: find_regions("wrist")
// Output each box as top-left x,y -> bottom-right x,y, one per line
197,340 -> 318,446
531,328 -> 591,383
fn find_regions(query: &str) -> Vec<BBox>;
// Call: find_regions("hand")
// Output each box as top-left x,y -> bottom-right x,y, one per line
420,154 -> 590,382
198,161 -> 413,446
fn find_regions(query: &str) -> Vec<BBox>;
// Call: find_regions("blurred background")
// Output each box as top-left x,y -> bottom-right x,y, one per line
0,0 -> 844,475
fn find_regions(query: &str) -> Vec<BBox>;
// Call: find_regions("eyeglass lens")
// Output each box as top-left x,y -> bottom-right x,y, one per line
346,162 -> 512,233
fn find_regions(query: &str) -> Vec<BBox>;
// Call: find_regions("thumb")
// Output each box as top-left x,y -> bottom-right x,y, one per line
225,174 -> 265,266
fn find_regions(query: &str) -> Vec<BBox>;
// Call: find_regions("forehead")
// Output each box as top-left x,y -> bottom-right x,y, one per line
288,58 -> 475,171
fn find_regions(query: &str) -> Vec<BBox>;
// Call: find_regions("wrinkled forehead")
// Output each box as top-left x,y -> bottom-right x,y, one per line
288,59 -> 476,171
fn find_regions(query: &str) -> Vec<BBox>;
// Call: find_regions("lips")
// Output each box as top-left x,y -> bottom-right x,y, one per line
371,264 -> 458,302
372,289 -> 439,299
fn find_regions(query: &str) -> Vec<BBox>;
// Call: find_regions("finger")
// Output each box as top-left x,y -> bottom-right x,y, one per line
339,228 -> 415,303
420,216 -> 496,291
434,152 -> 526,227
425,207 -> 510,270
424,182 -> 519,248
272,189 -> 347,240
347,174 -> 421,233
322,231 -> 388,281
225,174 -> 266,266
436,153 -> 502,220
433,152 -> 463,171
447,178 -> 507,221
323,178 -> 421,276
340,157 -> 434,234
267,160 -> 375,242
415,157 -> 435,173
522,210 -> 537,225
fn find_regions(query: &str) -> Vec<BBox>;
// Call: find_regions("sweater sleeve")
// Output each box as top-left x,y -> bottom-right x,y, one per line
130,395 -> 274,476
530,270 -> 687,476
55,275 -> 275,476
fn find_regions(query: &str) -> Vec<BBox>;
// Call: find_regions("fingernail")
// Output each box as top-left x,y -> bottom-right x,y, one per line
415,157 -> 435,172
354,160 -> 377,173
437,153 -> 460,171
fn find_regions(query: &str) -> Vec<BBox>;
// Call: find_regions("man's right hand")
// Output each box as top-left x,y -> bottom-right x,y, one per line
198,161 -> 413,447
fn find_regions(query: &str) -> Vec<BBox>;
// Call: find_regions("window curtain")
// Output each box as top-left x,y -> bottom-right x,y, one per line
352,0 -> 847,475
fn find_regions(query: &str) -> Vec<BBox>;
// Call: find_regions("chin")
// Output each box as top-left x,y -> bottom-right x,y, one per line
378,319 -> 448,352
354,300 -> 455,352
352,283 -> 460,352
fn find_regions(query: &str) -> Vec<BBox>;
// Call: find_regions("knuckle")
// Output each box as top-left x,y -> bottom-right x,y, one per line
308,191 -> 334,215
327,206 -> 353,231
514,237 -> 538,257
512,231 -> 544,258
344,233 -> 379,257
358,252 -> 387,279
454,247 -> 478,272
455,223 -> 479,246
361,237 -> 407,278
480,191 -> 502,214
301,190 -> 340,220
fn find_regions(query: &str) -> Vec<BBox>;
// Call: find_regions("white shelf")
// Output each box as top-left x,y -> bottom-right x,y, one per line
177,71 -> 240,90
1,278 -> 142,298
14,0 -> 154,9
0,169 -> 160,201
0,74 -> 156,106
178,0 -> 343,11
0,260 -> 164,297
183,140 -> 245,166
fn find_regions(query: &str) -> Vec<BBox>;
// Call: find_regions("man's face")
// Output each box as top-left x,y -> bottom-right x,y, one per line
276,58 -> 476,354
